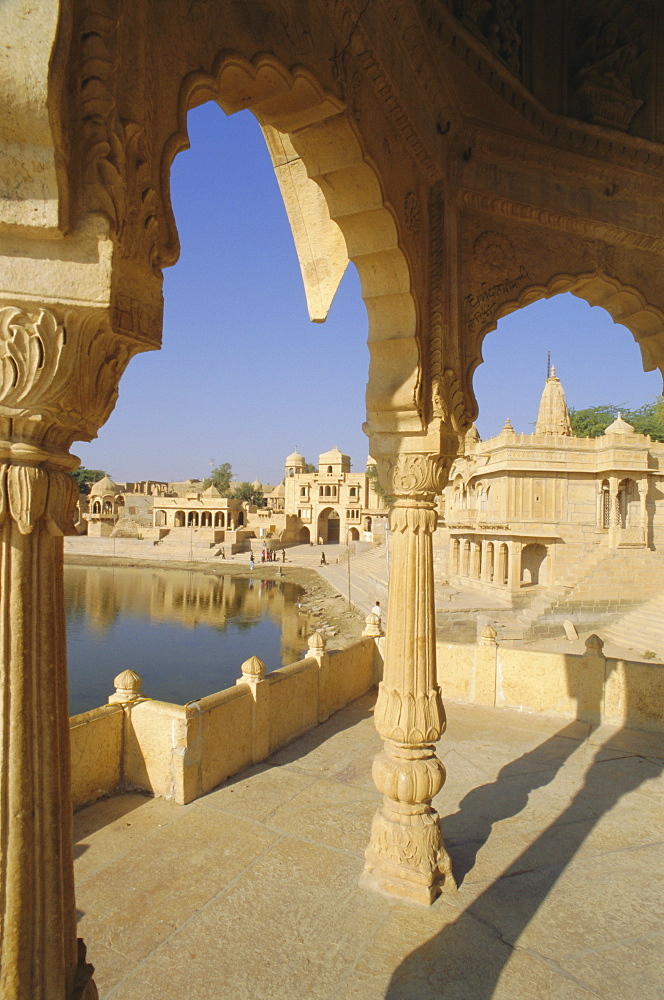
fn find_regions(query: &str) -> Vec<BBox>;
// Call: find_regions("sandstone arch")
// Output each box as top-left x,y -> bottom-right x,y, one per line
157,51 -> 423,443
466,270 -> 664,414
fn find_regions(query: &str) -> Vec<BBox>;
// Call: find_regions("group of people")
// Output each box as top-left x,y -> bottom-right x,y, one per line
249,548 -> 286,570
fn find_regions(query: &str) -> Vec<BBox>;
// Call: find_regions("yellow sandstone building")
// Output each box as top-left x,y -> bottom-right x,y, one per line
269,447 -> 387,544
444,368 -> 664,595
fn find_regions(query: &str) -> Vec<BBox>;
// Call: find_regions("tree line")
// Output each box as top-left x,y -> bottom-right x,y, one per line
569,397 -> 664,441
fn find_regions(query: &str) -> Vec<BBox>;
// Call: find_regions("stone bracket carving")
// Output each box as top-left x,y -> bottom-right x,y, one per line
74,1 -> 161,270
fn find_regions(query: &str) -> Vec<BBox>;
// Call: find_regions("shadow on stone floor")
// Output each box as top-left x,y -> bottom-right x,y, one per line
386,651 -> 664,999
443,720 -> 590,887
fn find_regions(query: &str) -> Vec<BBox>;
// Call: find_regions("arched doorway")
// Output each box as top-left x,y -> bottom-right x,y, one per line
317,507 -> 340,544
187,511 -> 199,527
155,510 -> 167,527
299,526 -> 310,544
521,543 -> 548,586
175,511 -> 185,527
619,478 -> 639,528
349,527 -> 360,541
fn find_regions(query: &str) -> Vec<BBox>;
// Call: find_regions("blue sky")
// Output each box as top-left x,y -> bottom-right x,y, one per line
74,102 -> 662,485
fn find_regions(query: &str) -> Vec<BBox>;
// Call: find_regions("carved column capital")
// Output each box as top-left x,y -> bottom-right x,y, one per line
0,303 -> 137,456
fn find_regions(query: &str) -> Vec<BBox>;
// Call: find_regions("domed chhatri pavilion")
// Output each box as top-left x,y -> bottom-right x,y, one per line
83,475 -> 124,536
443,369 -> 664,595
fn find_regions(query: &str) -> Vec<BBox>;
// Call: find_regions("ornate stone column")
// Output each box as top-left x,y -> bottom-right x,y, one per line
362,451 -> 456,904
0,304 -> 135,999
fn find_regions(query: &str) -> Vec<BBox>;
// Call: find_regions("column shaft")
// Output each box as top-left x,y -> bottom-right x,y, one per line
362,498 -> 455,903
0,466 -> 96,999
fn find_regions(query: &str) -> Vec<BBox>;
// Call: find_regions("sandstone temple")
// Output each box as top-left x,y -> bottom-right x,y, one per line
443,368 -> 664,595
3,3 -> 664,997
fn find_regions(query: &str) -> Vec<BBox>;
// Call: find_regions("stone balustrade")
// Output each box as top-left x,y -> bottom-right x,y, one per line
439,632 -> 664,731
70,631 -> 384,810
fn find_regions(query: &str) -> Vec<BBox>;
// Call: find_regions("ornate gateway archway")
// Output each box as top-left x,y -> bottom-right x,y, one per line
4,2 -> 664,995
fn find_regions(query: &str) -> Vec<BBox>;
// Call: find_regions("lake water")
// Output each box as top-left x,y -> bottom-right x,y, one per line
65,564 -> 307,715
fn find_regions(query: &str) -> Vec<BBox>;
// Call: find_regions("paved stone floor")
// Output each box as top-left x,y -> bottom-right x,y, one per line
75,694 -> 664,999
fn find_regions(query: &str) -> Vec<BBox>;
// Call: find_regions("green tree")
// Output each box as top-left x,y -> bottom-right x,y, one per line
366,463 -> 394,506
303,462 -> 317,473
570,398 -> 664,442
69,467 -> 107,494
203,461 -> 233,494
569,405 -> 621,438
625,398 -> 664,442
230,481 -> 266,506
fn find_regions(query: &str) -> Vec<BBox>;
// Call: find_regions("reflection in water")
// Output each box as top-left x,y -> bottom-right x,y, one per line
65,565 -> 307,715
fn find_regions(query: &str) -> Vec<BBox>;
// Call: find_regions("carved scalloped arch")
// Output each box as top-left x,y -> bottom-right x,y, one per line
159,52 -> 423,437
466,271 -> 664,416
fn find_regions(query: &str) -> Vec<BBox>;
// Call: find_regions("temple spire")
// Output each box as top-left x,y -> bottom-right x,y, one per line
535,364 -> 573,436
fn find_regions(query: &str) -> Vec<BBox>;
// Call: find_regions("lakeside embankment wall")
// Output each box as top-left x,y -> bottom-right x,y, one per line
70,636 -> 383,809
69,630 -> 664,812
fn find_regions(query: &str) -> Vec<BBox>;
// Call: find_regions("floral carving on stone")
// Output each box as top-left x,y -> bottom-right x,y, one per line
0,306 -> 135,447
404,191 -> 423,236
76,1 -> 160,268
382,453 -> 452,499
473,230 -> 516,273
0,308 -> 65,407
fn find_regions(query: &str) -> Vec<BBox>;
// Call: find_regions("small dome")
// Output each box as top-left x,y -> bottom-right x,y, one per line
500,418 -> 516,436
604,412 -> 635,435
319,446 -> 350,462
89,475 -> 120,496
251,479 -> 262,490
286,450 -> 305,465
241,655 -> 266,678
307,631 -> 326,650
465,424 -> 481,446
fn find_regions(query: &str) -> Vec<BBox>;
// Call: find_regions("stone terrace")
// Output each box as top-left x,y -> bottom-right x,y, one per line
75,693 -> 664,1000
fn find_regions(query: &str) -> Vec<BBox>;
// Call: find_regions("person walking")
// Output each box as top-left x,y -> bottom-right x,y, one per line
249,551 -> 254,571
282,548 -> 286,562
371,600 -> 382,623
320,551 -> 326,566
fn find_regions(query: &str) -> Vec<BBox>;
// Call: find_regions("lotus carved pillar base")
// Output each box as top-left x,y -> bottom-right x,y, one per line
362,743 -> 454,904
362,450 -> 457,903
0,304 -> 137,998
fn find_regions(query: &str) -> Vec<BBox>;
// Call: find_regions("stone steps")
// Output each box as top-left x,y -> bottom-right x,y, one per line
605,592 -> 664,657
520,548 -> 664,638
